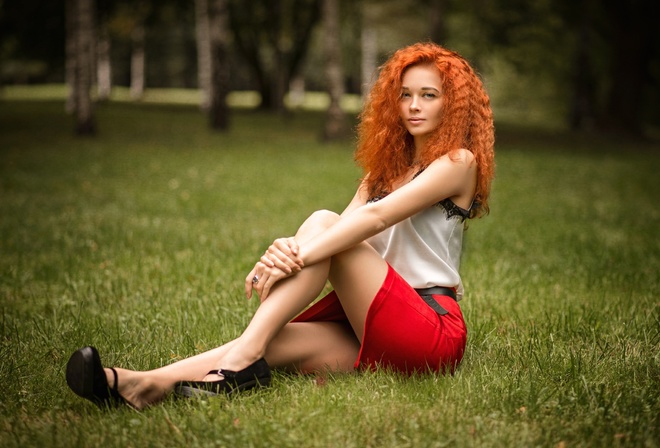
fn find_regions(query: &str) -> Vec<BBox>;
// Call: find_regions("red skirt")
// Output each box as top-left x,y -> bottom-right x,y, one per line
293,264 -> 467,374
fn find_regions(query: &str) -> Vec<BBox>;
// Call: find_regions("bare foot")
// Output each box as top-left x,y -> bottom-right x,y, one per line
105,368 -> 166,410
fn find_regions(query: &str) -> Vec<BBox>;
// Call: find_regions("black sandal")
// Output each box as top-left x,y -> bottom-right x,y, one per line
174,358 -> 271,398
65,346 -> 133,409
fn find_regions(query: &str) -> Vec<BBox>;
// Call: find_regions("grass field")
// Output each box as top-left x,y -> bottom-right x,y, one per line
0,94 -> 658,447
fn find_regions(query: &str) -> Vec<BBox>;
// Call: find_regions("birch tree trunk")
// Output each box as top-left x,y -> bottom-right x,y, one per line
65,0 -> 77,113
130,24 -> 146,101
361,2 -> 378,99
272,0 -> 288,115
322,0 -> 348,141
69,0 -> 96,135
208,0 -> 230,130
195,0 -> 212,110
97,23 -> 112,101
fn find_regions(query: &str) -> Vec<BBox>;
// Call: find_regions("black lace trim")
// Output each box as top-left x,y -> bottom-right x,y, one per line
367,193 -> 471,222
436,198 -> 470,221
367,193 -> 388,204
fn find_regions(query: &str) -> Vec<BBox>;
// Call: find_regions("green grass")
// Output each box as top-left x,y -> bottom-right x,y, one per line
0,95 -> 658,447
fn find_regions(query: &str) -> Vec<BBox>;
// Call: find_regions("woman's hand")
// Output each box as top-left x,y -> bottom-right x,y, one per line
245,238 -> 304,301
260,237 -> 304,274
245,262 -> 293,301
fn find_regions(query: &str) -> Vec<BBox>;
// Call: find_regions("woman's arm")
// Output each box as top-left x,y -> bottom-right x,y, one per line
247,149 -> 475,299
245,178 -> 369,299
257,178 -> 369,273
299,149 -> 476,266
340,178 -> 369,216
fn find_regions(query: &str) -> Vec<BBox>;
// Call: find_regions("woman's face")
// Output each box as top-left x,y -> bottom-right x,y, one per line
398,64 -> 444,149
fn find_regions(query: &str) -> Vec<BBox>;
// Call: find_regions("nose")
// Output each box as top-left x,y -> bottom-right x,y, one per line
409,96 -> 420,111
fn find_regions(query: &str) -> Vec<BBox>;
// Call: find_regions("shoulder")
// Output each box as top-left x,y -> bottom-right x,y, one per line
425,148 -> 476,174
445,148 -> 475,166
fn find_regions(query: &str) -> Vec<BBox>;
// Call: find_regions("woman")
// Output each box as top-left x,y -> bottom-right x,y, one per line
66,42 -> 495,410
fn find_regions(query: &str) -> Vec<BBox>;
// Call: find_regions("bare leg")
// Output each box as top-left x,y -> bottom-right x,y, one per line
209,210 -> 387,374
107,210 -> 387,408
107,320 -> 359,409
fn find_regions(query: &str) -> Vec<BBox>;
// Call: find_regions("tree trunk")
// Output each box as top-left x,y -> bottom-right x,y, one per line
322,0 -> 348,141
288,75 -> 306,109
361,2 -> 378,99
269,0 -> 288,115
568,0 -> 596,131
65,0 -> 77,113
273,46 -> 289,115
195,0 -> 212,110
208,0 -> 231,130
70,0 -> 96,135
97,23 -> 112,101
229,0 -> 321,112
428,0 -> 447,44
130,23 -> 146,101
598,0 -> 653,135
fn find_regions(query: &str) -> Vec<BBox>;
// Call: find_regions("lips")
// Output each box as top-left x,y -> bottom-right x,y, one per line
408,117 -> 425,125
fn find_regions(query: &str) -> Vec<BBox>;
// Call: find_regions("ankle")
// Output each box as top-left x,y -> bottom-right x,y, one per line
111,369 -> 163,409
217,347 -> 264,373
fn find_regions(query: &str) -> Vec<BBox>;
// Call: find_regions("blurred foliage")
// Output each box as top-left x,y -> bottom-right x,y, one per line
0,0 -> 658,134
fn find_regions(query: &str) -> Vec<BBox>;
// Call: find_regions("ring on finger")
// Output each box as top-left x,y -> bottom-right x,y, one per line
252,275 -> 259,284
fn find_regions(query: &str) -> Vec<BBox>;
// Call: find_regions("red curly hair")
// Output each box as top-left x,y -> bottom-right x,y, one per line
355,42 -> 495,217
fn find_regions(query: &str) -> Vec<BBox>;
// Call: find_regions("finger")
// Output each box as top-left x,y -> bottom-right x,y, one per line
260,254 -> 275,268
260,283 -> 270,301
255,271 -> 270,300
245,268 -> 257,299
283,238 -> 303,268
260,273 -> 277,301
246,264 -> 266,299
268,244 -> 302,271
263,251 -> 294,273
261,254 -> 291,274
287,237 -> 300,256
271,239 -> 298,260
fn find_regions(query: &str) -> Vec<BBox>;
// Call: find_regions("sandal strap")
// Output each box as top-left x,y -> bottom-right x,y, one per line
207,369 -> 233,378
106,366 -> 134,409
109,367 -> 119,393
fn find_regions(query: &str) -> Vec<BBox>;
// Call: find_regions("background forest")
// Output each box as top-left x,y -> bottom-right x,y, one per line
1,0 -> 659,137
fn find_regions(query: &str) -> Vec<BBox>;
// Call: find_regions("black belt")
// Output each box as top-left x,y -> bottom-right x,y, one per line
415,286 -> 457,316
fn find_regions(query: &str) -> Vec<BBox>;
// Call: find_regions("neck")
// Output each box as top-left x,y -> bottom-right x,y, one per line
413,135 -> 429,154
412,139 -> 426,165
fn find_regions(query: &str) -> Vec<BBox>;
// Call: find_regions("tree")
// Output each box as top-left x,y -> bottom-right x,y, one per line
127,2 -> 151,101
65,0 -> 78,113
597,0 -> 657,134
229,0 -> 321,112
194,0 -> 212,110
471,0 -> 659,136
105,1 -> 152,101
0,1 -> 66,85
208,0 -> 231,130
321,0 -> 348,140
96,21 -> 112,101
360,1 -> 378,99
427,0 -> 448,44
66,0 -> 96,135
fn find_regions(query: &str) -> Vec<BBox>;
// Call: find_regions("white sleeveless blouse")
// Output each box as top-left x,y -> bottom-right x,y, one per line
366,199 -> 469,300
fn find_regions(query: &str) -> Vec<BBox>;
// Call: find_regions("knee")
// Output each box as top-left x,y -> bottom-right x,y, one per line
301,209 -> 340,232
308,209 -> 340,227
296,209 -> 340,241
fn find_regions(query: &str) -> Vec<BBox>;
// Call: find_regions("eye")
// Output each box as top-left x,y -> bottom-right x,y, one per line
400,91 -> 411,99
423,92 -> 437,99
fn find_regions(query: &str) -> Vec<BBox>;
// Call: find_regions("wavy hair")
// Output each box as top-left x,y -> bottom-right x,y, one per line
355,42 -> 495,217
